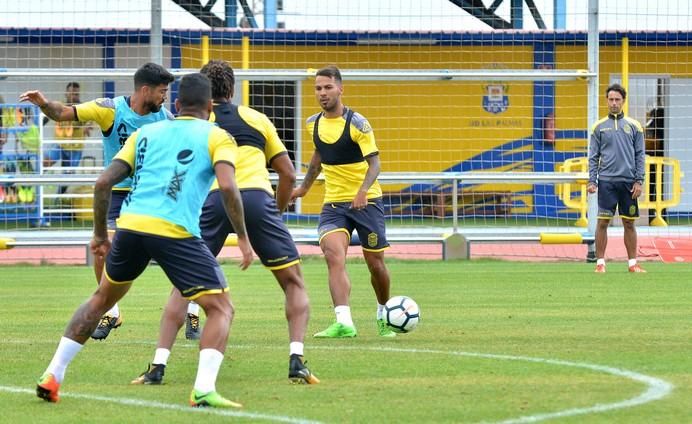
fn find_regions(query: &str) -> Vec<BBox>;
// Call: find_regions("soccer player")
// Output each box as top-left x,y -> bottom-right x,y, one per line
35,72 -> 254,408
291,65 -> 396,338
132,60 -> 318,385
20,63 -> 176,339
587,83 -> 647,273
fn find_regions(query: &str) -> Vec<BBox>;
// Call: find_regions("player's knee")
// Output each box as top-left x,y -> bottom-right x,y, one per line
280,269 -> 305,289
163,302 -> 187,326
202,295 -> 234,322
323,251 -> 346,268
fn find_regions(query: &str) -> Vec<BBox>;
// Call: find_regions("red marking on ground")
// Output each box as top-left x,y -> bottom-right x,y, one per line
3,236 -> 685,265
652,238 -> 692,263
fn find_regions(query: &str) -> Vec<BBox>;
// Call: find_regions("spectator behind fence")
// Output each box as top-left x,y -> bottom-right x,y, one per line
44,82 -> 93,196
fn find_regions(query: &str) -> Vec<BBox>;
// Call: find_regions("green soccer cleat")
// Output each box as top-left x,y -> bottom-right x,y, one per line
313,322 -> 357,338
189,389 -> 243,408
377,319 -> 397,338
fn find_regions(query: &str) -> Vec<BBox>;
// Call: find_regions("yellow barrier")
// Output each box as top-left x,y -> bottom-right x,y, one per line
223,233 -> 238,247
557,156 -> 683,226
0,238 -> 14,250
539,233 -> 583,244
73,186 -> 94,221
556,157 -> 589,227
641,156 -> 683,226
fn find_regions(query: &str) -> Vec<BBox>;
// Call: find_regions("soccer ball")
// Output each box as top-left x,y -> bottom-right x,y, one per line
383,295 -> 420,333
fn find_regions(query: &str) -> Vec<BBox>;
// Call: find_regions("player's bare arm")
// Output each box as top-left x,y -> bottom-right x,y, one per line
91,160 -> 131,256
19,90 -> 77,121
352,153 -> 381,209
292,150 -> 322,199
270,152 -> 296,212
215,162 -> 253,270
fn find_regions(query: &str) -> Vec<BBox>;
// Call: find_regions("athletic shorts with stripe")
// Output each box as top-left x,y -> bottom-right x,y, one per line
105,230 -> 228,300
597,180 -> 639,219
108,190 -> 129,229
317,198 -> 389,252
200,189 -> 300,269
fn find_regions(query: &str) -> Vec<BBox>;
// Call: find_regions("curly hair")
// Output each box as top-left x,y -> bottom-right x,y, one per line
200,60 -> 235,100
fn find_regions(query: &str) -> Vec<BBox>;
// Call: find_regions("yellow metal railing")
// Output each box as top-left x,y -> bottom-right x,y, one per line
557,156 -> 683,227
556,157 -> 590,227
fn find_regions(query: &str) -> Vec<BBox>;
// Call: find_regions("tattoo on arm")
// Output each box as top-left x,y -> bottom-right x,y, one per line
41,101 -> 69,121
301,152 -> 322,190
93,161 -> 130,238
360,154 -> 381,192
223,187 -> 247,238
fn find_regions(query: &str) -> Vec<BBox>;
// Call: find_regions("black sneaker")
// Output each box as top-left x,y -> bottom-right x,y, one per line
130,363 -> 166,385
288,354 -> 320,384
91,315 -> 123,340
185,313 -> 201,340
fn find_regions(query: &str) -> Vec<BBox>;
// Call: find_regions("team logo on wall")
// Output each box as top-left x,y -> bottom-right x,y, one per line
483,84 -> 509,114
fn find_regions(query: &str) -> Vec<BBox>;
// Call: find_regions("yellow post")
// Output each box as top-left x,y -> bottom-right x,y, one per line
622,36 -> 629,115
540,233 -> 583,245
556,157 -> 588,227
650,159 -> 666,226
201,35 -> 209,66
242,36 -> 250,106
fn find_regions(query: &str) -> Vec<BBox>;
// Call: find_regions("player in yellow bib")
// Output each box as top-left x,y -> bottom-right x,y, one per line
292,65 -> 396,338
132,60 -> 318,385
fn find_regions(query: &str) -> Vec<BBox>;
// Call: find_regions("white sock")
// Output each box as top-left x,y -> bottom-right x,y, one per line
334,305 -> 354,327
187,302 -> 200,316
289,342 -> 304,356
106,303 -> 119,318
45,337 -> 84,383
377,303 -> 386,320
194,349 -> 224,393
153,348 -> 171,366
628,258 -> 637,267
597,258 -> 605,266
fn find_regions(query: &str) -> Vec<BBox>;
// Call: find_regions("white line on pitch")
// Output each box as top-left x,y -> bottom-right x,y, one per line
315,346 -> 673,424
2,343 -> 674,423
0,385 -> 321,424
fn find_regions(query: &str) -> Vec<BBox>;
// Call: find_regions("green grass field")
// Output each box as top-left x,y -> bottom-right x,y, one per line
0,259 -> 689,423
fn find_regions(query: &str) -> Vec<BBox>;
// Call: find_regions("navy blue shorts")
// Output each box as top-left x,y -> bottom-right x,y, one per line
318,198 -> 389,251
108,190 -> 129,228
200,189 -> 300,269
105,230 -> 228,300
598,180 -> 639,219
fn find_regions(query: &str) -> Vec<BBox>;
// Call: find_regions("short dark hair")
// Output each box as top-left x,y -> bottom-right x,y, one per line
66,82 -> 80,90
316,65 -> 342,83
134,62 -> 175,89
200,60 -> 235,100
177,73 -> 211,109
606,83 -> 627,100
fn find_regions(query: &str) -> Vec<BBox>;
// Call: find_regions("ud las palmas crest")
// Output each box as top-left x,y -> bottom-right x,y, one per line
483,83 -> 509,114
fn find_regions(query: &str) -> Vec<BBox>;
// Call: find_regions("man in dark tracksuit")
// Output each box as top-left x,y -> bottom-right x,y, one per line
587,83 -> 646,273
